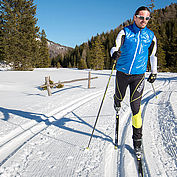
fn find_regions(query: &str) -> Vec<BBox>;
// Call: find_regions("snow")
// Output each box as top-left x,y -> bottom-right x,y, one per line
0,68 -> 176,177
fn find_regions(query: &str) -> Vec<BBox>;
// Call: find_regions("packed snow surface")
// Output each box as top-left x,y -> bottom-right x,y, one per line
0,68 -> 176,177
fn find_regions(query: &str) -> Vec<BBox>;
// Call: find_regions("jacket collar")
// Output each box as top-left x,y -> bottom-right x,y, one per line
133,22 -> 147,33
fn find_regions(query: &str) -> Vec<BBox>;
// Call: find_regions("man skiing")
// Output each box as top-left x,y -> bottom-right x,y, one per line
110,6 -> 157,157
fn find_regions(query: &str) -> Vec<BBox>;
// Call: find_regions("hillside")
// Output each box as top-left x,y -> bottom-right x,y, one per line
60,3 -> 177,72
47,40 -> 73,59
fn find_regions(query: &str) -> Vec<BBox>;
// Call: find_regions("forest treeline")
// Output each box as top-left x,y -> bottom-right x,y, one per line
0,1 -> 176,72
52,3 -> 177,72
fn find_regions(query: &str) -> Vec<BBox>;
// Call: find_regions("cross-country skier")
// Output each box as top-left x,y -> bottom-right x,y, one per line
110,6 -> 157,157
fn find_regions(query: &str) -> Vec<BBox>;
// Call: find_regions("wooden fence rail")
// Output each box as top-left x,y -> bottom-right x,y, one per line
41,71 -> 98,96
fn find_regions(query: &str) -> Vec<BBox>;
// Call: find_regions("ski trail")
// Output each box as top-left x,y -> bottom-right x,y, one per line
1,72 -> 176,177
119,89 -> 155,177
19,91 -> 115,177
143,77 -> 177,177
104,143 -> 117,177
140,78 -> 171,177
116,78 -> 168,177
156,79 -> 177,176
158,89 -> 177,159
0,88 -> 113,166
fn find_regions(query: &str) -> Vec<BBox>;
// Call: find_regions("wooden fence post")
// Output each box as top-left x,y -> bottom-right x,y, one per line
45,76 -> 52,96
88,71 -> 91,88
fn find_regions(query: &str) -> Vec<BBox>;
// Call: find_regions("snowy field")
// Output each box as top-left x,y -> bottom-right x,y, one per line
0,68 -> 176,177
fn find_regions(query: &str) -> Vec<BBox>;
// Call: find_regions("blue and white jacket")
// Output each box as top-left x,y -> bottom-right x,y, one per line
111,22 -> 157,75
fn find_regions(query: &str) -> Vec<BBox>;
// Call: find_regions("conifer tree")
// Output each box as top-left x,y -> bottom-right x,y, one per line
104,49 -> 110,69
57,62 -> 60,68
165,20 -> 177,72
77,44 -> 88,69
1,0 -> 18,67
148,0 -> 155,12
85,47 -> 91,69
90,36 -> 105,70
38,29 -> 50,68
0,22 -> 4,62
78,58 -> 87,69
1,0 -> 39,70
0,2 -> 4,62
148,4 -> 167,71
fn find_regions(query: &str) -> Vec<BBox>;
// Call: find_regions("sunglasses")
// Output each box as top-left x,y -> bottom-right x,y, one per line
136,15 -> 151,21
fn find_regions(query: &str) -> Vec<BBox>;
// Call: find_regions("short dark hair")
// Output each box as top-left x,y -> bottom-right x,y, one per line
135,6 -> 151,15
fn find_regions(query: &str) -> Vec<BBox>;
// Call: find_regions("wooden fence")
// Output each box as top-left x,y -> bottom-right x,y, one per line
41,71 -> 98,96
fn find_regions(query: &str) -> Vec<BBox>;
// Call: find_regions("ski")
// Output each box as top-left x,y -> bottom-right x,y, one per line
115,111 -> 119,149
136,156 -> 144,177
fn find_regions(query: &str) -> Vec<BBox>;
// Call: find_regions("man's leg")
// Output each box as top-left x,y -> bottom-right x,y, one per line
129,74 -> 145,154
114,71 -> 129,111
114,71 -> 129,148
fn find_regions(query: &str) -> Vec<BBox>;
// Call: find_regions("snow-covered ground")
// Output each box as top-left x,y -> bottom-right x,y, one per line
0,68 -> 176,177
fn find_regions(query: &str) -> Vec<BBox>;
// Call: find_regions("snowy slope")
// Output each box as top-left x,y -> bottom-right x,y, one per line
0,68 -> 176,177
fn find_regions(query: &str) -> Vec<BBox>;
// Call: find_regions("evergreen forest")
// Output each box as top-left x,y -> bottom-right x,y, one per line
52,3 -> 177,72
0,0 -> 176,72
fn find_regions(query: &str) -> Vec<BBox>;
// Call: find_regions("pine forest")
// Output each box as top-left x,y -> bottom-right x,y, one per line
0,0 -> 176,72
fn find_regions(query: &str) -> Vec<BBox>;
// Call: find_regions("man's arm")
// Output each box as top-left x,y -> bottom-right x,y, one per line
110,29 -> 125,57
148,35 -> 157,83
149,35 -> 157,74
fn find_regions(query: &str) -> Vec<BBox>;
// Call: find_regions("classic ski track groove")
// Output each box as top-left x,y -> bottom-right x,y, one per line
117,79 -> 169,177
156,79 -> 177,176
0,87 -> 113,166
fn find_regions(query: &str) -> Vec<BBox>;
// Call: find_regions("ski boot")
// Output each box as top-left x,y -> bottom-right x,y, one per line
134,146 -> 142,159
133,139 -> 144,176
114,99 -> 121,113
133,139 -> 142,159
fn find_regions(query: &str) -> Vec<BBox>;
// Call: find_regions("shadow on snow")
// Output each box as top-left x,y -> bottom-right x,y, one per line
0,107 -> 113,147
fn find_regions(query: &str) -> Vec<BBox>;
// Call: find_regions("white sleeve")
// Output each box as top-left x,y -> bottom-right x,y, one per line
110,29 -> 125,57
150,35 -> 157,74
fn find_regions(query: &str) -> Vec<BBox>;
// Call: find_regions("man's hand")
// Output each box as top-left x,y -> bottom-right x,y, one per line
111,51 -> 121,61
147,73 -> 157,83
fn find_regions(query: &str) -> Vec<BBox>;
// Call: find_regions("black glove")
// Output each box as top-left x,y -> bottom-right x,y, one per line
112,51 -> 121,61
147,73 -> 157,83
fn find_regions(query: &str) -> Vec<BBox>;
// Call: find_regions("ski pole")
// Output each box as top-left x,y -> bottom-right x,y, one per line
86,61 -> 116,149
151,83 -> 157,99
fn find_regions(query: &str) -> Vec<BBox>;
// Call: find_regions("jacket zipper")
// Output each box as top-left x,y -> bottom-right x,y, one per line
129,30 -> 141,74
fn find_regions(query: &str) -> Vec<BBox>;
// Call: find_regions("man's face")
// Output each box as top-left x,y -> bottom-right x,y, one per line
134,10 -> 150,29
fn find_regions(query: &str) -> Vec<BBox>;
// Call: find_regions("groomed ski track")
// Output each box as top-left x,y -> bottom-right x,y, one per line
0,70 -> 176,177
115,78 -> 169,177
0,88 -> 113,166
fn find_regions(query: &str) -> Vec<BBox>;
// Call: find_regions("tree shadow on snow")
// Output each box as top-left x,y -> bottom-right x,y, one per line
0,107 -> 47,122
0,107 -> 113,146
52,111 -> 113,144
